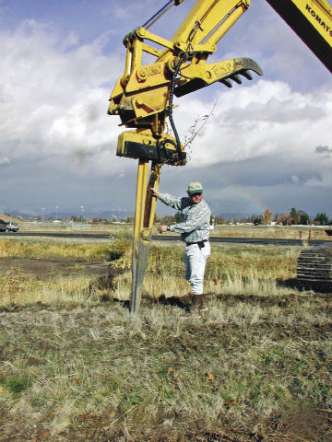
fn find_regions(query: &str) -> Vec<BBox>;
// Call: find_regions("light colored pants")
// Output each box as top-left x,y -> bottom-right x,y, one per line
184,241 -> 211,295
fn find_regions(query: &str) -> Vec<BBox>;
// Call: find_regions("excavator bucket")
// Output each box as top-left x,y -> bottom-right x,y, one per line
174,58 -> 263,97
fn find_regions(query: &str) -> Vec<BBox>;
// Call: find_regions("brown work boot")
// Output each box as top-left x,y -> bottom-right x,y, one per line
191,295 -> 207,313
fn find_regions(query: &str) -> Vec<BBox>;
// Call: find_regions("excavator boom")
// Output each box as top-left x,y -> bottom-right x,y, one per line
266,0 -> 332,73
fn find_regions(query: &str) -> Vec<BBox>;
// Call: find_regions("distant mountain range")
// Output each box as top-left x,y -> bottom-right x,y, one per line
4,208 -> 258,220
3,208 -> 132,220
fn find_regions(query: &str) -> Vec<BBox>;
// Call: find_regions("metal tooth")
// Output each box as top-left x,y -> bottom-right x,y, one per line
231,74 -> 242,84
220,79 -> 233,88
241,70 -> 253,80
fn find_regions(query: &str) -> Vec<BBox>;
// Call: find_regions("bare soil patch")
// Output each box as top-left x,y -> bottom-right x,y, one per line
0,257 -> 108,280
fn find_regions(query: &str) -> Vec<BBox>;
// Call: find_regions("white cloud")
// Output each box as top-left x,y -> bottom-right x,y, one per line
305,170 -> 332,187
175,80 -> 331,166
0,156 -> 10,166
220,0 -> 332,91
0,20 -> 124,175
291,175 -> 300,184
0,16 -> 330,208
0,0 -> 330,215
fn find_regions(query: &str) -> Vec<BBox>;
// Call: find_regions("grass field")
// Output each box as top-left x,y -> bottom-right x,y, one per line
0,238 -> 331,441
10,218 -> 332,242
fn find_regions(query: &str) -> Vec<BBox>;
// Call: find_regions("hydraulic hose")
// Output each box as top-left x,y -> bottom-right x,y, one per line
165,53 -> 188,162
142,0 -> 184,29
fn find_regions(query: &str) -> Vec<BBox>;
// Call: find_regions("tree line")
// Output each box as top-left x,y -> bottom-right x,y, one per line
157,208 -> 332,226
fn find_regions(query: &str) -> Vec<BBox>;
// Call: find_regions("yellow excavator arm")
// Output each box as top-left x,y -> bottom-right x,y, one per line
108,0 -> 265,313
266,0 -> 332,73
108,0 -> 331,313
108,0 -> 262,168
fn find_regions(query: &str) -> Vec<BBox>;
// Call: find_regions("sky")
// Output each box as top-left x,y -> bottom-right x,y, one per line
0,0 -> 331,217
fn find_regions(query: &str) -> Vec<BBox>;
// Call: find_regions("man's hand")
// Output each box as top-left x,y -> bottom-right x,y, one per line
150,187 -> 159,198
158,225 -> 168,233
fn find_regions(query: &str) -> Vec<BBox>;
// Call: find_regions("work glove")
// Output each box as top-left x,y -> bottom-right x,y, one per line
158,225 -> 168,233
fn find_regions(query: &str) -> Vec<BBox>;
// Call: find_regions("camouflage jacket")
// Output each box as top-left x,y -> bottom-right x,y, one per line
158,192 -> 211,244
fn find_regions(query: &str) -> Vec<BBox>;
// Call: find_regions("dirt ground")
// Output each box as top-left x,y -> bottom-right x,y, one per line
0,296 -> 331,442
0,243 -> 330,441
0,257 -> 108,280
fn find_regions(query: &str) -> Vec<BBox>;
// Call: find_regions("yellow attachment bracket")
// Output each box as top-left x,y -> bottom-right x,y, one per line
117,130 -> 186,166
108,0 -> 260,132
135,27 -> 175,51
142,43 -> 162,58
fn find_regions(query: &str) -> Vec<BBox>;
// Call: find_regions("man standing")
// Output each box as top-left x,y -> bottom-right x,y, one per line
150,182 -> 211,310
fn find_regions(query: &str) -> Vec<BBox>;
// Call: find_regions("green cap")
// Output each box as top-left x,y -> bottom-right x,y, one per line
187,181 -> 203,195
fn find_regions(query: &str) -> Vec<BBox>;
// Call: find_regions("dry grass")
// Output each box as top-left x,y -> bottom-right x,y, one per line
0,239 -> 331,441
17,221 -> 132,237
211,225 -> 332,241
107,243 -> 299,301
0,270 -> 90,306
13,219 -> 332,241
0,239 -> 112,261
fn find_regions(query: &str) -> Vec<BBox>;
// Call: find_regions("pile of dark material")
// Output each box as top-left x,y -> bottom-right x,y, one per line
297,245 -> 332,292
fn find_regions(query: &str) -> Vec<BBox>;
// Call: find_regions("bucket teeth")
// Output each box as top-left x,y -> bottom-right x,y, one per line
218,58 -> 262,89
220,69 -> 255,88
241,70 -> 253,80
231,74 -> 242,84
220,79 -> 233,88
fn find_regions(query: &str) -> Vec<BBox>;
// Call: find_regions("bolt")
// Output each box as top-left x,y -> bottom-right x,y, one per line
136,69 -> 147,82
